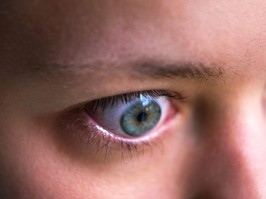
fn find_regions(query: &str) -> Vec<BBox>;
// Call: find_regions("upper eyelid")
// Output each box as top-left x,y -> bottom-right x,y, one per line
84,90 -> 185,111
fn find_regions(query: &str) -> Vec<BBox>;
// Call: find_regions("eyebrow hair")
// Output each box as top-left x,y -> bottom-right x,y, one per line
133,61 -> 224,80
29,59 -> 225,81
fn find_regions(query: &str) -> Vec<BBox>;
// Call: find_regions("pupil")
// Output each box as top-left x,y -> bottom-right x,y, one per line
136,112 -> 148,123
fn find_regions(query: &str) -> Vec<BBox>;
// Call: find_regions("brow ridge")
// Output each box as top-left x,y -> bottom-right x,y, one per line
27,59 -> 225,81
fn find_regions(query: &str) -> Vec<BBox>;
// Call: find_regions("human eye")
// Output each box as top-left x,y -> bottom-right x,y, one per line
62,90 -> 185,160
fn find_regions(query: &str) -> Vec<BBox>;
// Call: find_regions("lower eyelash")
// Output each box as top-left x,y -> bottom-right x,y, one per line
62,107 -> 164,161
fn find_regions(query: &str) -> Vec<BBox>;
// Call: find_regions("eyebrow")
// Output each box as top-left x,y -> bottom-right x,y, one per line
30,60 -> 225,81
133,61 -> 224,80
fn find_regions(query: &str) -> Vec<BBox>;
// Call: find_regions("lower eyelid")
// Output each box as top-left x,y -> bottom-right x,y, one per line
60,97 -> 180,161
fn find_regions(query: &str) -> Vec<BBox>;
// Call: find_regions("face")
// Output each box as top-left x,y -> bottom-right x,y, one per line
1,0 -> 266,198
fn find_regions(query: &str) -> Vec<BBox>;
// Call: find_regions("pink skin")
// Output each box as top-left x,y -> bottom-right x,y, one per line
1,0 -> 266,198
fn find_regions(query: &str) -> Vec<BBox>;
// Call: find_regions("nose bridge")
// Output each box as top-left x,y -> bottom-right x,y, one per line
197,95 -> 266,198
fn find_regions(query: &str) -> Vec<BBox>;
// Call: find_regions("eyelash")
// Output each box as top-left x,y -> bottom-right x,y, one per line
85,90 -> 185,111
62,90 -> 184,160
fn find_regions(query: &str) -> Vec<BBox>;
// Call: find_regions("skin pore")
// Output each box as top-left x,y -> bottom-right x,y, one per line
1,0 -> 266,198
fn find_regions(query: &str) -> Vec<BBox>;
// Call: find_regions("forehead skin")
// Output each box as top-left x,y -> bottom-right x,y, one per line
1,1 -> 266,199
1,0 -> 266,76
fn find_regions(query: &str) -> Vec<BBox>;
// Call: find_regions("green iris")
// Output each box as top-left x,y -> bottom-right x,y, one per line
120,100 -> 161,137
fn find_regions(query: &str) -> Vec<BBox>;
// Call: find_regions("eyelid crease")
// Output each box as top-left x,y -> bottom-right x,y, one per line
84,90 -> 186,111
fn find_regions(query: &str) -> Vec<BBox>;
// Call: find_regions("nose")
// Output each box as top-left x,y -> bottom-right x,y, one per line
191,94 -> 266,199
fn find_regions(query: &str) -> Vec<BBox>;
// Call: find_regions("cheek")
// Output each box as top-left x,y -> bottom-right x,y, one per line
0,120 -> 188,199
0,117 -> 97,199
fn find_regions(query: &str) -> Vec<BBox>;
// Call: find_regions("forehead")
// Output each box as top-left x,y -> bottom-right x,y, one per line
1,0 -> 266,75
